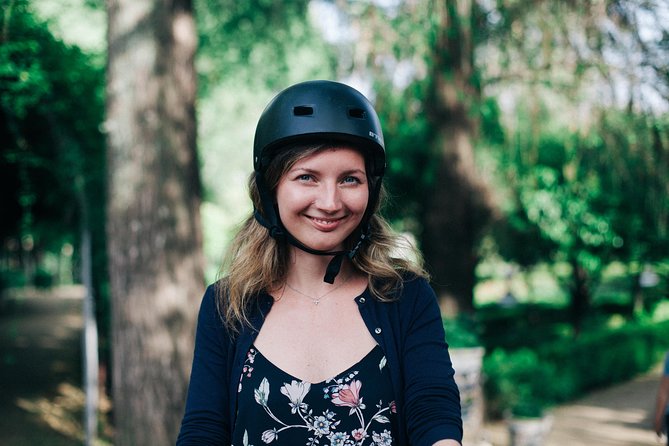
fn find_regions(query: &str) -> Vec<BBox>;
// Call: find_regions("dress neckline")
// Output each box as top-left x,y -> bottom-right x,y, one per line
250,343 -> 381,385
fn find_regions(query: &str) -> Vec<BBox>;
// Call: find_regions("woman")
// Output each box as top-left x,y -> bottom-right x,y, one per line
177,80 -> 462,446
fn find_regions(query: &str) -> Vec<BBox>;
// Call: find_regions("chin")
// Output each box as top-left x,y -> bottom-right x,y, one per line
306,242 -> 346,253
297,235 -> 348,253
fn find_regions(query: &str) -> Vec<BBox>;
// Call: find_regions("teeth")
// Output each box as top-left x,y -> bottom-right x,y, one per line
311,217 -> 339,225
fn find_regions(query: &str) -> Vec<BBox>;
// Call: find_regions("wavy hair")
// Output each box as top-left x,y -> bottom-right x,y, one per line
216,144 -> 428,332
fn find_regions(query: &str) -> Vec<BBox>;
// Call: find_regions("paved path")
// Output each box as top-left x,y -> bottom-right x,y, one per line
0,286 -> 85,446
481,363 -> 665,446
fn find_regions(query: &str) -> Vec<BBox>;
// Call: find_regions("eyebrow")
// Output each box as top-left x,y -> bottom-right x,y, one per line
290,167 -> 366,176
341,169 -> 367,177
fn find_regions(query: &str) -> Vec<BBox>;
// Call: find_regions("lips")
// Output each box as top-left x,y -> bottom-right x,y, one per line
307,215 -> 346,231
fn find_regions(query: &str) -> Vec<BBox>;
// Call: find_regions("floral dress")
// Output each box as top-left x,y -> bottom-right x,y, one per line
232,345 -> 397,446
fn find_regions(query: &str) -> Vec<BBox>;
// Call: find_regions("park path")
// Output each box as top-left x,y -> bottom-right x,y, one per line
0,286 -> 665,445
481,359 -> 665,446
0,286 -> 86,446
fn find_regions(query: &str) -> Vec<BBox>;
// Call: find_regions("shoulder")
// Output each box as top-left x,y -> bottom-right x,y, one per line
395,274 -> 438,307
202,279 -> 272,331
371,274 -> 439,323
195,282 -> 226,329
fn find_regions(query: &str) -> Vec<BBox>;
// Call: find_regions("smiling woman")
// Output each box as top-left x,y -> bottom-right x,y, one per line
177,80 -> 463,446
275,146 -> 369,253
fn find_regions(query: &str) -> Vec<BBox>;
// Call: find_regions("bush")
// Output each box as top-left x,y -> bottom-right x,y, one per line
33,268 -> 53,288
0,269 -> 27,291
483,320 -> 669,419
443,314 -> 482,348
477,303 -> 571,350
537,320 -> 669,400
484,348 -> 558,418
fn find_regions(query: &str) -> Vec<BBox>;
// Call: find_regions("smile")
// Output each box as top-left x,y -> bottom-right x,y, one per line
307,215 -> 346,229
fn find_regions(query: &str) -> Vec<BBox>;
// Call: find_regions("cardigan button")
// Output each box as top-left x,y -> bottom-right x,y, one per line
359,297 -> 366,304
374,328 -> 382,335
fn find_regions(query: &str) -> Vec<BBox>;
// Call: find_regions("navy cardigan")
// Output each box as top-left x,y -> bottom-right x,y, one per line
177,276 -> 462,446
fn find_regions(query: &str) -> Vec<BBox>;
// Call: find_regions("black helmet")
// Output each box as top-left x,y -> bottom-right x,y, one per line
254,80 -> 385,177
252,80 -> 386,283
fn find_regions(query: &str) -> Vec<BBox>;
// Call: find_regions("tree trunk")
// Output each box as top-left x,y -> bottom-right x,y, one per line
422,0 -> 493,315
105,1 -> 204,444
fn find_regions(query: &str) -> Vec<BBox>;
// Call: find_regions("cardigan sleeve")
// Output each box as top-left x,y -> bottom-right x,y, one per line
401,278 -> 463,445
177,285 -> 232,445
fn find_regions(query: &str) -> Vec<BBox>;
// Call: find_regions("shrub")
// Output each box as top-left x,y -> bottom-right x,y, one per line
477,303 -> 571,350
483,320 -> 669,419
483,348 -> 558,418
33,268 -> 53,289
443,315 -> 482,348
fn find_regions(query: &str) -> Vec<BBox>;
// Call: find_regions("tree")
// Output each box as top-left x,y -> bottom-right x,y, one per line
421,0 -> 494,315
483,0 -> 669,329
0,0 -> 106,292
106,0 -> 204,443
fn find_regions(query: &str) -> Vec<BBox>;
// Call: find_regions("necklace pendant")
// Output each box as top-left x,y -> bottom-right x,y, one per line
314,300 -> 320,305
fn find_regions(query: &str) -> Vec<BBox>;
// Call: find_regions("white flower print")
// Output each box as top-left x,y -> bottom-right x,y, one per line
255,378 -> 270,407
243,429 -> 254,446
261,428 -> 278,443
312,414 -> 333,435
371,430 -> 393,446
328,431 -> 351,446
280,380 -> 311,414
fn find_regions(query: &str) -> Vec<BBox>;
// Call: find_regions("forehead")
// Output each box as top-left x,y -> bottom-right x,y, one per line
292,146 -> 366,167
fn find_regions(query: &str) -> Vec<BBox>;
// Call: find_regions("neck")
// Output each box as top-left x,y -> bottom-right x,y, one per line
286,247 -> 349,288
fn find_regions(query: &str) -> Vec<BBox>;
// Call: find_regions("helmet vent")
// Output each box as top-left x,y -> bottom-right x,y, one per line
348,108 -> 366,119
293,105 -> 314,116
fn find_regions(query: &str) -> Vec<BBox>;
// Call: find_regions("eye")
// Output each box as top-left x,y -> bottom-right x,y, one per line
342,176 -> 362,184
297,174 -> 314,182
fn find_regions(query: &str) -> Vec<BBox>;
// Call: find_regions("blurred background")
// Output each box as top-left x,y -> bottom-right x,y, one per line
1,0 -> 668,445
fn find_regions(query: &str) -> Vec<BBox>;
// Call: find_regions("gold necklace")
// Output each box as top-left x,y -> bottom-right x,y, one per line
285,274 -> 351,305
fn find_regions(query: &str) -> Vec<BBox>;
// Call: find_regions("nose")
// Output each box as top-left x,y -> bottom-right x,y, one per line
315,182 -> 342,212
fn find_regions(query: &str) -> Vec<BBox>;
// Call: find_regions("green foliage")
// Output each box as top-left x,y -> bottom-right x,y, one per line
477,303 -> 571,350
483,319 -> 669,419
538,320 -> 669,397
484,348 -> 558,418
479,97 -> 506,145
196,0 -> 334,95
492,107 -> 669,329
477,0 -> 669,328
0,40 -> 49,118
503,130 -> 623,265
33,267 -> 53,288
0,0 -> 107,297
377,79 -> 434,227
443,314 -> 482,348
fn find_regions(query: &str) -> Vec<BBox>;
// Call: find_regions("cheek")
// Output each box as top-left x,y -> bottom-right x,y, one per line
275,185 -> 310,214
349,191 -> 369,214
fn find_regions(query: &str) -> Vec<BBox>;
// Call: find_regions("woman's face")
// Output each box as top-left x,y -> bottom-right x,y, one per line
275,146 -> 369,253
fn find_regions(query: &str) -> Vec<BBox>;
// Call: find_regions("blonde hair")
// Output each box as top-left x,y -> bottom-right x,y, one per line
216,144 -> 428,332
